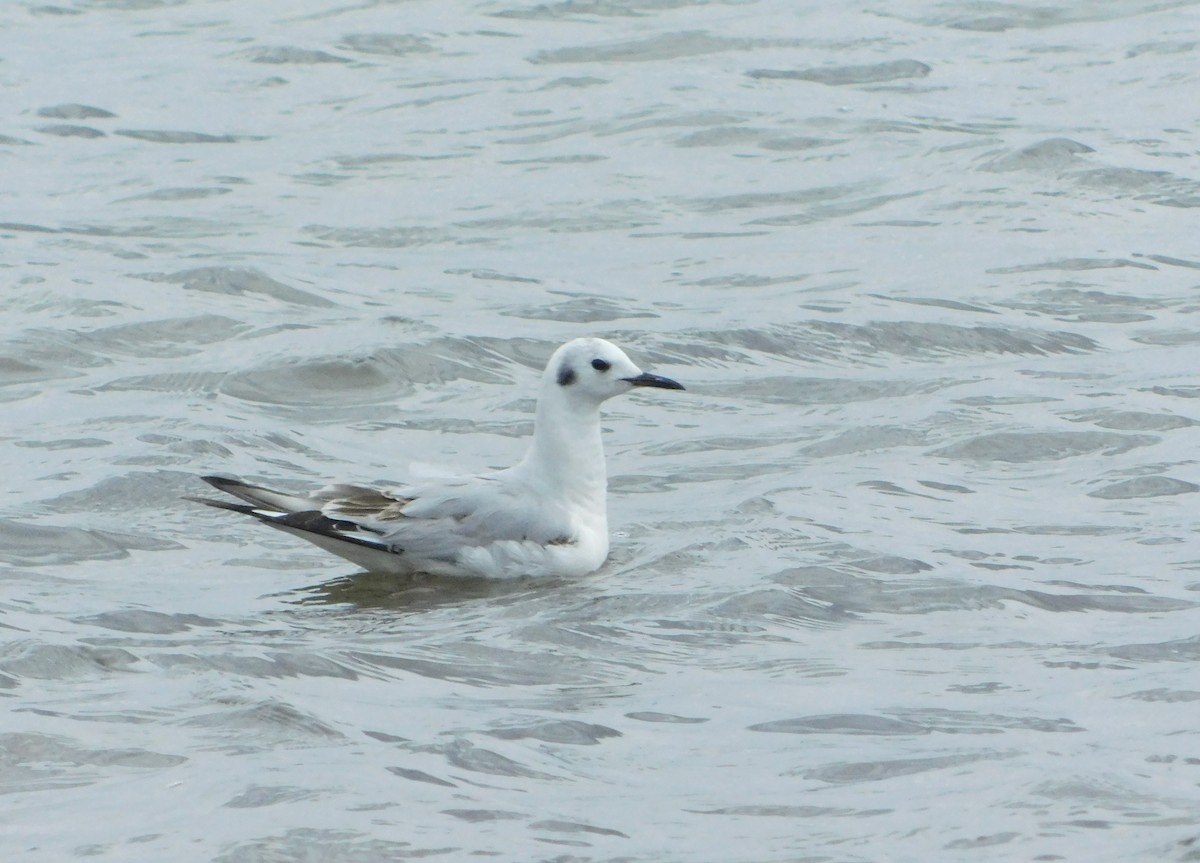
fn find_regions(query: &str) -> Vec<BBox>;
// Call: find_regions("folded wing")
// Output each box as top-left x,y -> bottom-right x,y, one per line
192,472 -> 574,570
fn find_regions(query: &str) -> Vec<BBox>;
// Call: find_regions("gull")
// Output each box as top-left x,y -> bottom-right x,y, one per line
190,337 -> 684,578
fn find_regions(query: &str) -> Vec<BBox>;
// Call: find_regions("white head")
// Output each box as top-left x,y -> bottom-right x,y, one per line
543,337 -> 684,405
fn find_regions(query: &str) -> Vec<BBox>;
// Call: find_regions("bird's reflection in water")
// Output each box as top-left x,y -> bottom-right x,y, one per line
288,569 -> 570,613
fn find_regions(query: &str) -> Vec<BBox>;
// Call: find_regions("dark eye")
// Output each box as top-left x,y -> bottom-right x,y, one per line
591,358 -> 611,371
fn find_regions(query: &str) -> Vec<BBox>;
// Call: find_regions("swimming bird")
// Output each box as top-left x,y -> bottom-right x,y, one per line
190,337 -> 684,578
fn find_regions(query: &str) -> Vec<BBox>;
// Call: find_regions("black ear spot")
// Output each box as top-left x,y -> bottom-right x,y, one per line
591,358 -> 611,371
557,364 -> 576,386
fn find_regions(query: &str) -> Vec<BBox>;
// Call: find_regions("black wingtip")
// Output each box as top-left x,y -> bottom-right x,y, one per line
184,495 -> 259,516
189,497 -> 386,552
200,474 -> 249,492
271,510 -> 391,550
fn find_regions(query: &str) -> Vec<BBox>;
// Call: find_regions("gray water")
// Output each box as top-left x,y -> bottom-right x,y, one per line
4,0 -> 1200,860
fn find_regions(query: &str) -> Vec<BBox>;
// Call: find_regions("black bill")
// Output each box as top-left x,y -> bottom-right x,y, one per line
623,372 -> 685,391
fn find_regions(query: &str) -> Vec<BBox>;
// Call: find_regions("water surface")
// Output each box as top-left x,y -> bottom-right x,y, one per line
3,0 -> 1200,860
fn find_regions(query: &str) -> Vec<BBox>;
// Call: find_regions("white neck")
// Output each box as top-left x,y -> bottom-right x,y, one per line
515,386 -> 608,507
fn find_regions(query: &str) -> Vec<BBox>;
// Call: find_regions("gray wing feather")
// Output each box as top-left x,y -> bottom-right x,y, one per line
199,473 -> 573,565
342,474 -> 573,557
